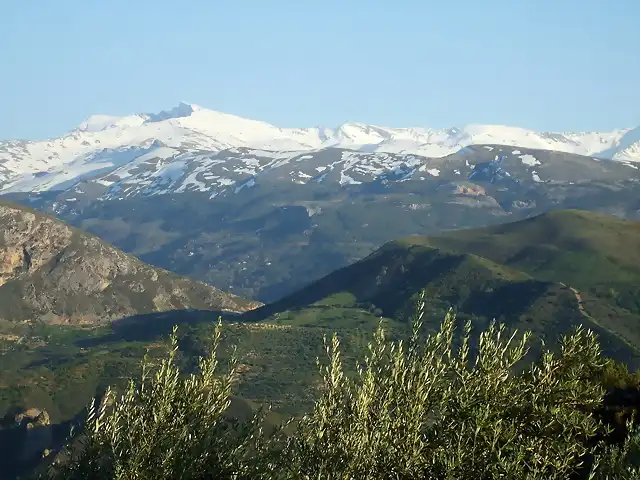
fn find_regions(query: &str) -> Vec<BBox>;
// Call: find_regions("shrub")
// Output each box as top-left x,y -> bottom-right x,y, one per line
40,291 -> 640,479
42,320 -> 269,480
275,292 -> 640,479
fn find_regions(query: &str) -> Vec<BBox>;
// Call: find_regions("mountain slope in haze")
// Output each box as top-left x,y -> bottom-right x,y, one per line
24,144 -> 640,303
0,102 -> 638,190
248,210 -> 640,367
0,200 -> 260,324
5,142 -> 640,213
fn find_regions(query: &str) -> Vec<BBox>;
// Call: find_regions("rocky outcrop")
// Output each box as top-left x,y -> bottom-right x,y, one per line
0,407 -> 54,475
452,182 -> 486,196
0,201 -> 261,323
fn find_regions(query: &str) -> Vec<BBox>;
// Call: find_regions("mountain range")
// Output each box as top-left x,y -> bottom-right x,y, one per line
1,103 -> 639,197
2,103 -> 640,304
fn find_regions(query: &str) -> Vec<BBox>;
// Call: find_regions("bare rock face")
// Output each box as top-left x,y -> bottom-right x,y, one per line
452,182 -> 486,196
0,201 -> 261,323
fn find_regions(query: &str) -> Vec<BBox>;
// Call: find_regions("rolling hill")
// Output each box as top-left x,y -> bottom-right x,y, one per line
248,209 -> 640,367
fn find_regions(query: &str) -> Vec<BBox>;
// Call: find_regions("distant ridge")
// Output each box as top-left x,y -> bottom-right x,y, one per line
0,102 -> 638,190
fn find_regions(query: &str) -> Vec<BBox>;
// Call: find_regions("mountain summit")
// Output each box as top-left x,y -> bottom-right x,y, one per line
60,104 -> 640,163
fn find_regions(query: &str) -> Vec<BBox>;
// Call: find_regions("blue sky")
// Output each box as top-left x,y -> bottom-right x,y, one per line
1,0 -> 638,140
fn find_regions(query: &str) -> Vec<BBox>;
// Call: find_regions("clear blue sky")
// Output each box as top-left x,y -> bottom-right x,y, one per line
1,0 -> 639,140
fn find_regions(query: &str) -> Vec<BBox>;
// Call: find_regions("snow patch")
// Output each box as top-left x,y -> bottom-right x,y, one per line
175,170 -> 209,193
235,177 -> 256,193
340,172 -> 361,185
520,154 -> 541,166
154,159 -> 187,184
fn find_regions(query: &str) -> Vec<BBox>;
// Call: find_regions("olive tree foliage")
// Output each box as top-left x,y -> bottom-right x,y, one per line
42,320 -> 271,480
275,292 -> 640,480
41,291 -> 640,479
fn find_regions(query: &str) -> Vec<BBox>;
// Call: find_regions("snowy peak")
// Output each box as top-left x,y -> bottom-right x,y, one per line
53,104 -> 640,163
76,115 -> 121,132
598,126 -> 640,161
1,104 -> 639,192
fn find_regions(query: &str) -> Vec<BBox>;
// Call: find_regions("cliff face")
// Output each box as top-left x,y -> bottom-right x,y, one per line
0,201 -> 261,323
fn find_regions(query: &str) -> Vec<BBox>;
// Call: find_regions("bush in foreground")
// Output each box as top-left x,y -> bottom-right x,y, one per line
43,321 -> 269,480
277,293 -> 640,479
42,292 -> 640,479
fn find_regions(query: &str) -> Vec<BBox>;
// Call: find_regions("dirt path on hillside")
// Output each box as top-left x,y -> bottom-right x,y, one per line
560,282 -> 599,325
559,282 -> 640,354
570,286 -> 589,319
559,282 -> 589,319
560,282 -> 593,320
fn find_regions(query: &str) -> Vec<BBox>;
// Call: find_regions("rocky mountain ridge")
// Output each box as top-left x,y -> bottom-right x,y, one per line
0,200 -> 260,323
3,143 -> 640,221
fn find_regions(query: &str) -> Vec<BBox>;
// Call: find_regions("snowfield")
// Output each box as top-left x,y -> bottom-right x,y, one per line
0,102 -> 639,197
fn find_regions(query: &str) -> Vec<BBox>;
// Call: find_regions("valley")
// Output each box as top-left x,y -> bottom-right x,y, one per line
2,207 -> 640,427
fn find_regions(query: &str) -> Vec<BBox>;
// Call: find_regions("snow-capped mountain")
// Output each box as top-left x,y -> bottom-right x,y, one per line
0,102 -> 638,195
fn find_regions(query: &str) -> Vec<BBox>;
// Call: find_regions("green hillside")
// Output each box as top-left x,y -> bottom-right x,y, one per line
398,209 -> 640,292
3,209 -> 640,478
398,209 -> 640,326
248,209 -> 640,367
